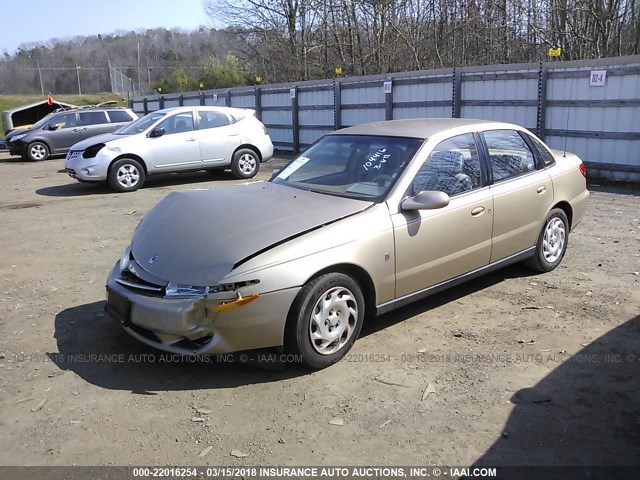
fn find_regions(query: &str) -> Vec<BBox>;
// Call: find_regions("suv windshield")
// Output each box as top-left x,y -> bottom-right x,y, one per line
115,112 -> 166,135
272,134 -> 423,201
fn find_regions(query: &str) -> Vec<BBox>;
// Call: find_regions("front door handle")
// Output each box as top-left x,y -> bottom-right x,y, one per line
537,186 -> 547,194
186,138 -> 197,142
471,206 -> 485,216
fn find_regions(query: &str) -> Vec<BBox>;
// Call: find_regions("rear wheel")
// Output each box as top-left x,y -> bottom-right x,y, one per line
285,272 -> 364,369
25,141 -> 49,161
107,158 -> 146,192
525,208 -> 569,272
230,148 -> 259,179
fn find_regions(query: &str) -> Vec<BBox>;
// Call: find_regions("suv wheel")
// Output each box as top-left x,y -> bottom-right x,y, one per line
108,158 -> 146,192
231,148 -> 259,179
25,142 -> 50,161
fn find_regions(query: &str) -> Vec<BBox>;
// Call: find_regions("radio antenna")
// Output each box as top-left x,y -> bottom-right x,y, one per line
563,76 -> 574,158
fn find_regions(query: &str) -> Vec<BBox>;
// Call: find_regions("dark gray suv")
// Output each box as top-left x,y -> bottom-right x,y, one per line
6,107 -> 137,161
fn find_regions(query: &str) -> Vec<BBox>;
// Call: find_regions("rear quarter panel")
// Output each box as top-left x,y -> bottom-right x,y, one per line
548,150 -> 589,229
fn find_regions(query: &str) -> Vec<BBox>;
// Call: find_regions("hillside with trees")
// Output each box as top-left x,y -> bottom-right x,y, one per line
1,0 -> 639,95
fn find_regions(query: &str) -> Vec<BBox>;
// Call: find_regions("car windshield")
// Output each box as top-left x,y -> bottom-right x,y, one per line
115,111 -> 166,135
271,135 -> 423,201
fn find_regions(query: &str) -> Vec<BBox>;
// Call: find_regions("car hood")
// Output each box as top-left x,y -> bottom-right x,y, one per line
131,182 -> 372,286
70,132 -> 130,150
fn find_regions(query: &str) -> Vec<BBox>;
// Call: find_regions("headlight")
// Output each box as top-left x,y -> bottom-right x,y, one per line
119,246 -> 131,273
12,133 -> 27,141
165,283 -> 211,298
164,279 -> 260,298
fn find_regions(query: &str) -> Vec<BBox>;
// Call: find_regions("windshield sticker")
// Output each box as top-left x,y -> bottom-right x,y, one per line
363,148 -> 392,171
278,156 -> 311,179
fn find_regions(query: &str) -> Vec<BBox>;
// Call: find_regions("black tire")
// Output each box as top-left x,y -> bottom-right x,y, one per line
525,208 -> 569,272
285,272 -> 365,369
25,141 -> 50,161
230,148 -> 260,179
107,158 -> 146,192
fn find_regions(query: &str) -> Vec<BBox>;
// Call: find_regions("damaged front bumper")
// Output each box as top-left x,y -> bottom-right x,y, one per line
105,262 -> 300,356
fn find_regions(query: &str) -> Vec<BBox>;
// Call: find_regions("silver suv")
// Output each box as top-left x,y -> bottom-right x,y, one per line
6,107 -> 137,161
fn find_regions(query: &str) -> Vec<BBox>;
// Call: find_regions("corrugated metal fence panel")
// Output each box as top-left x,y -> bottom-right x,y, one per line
204,94 -> 227,107
298,85 -> 334,146
146,100 -> 159,112
393,75 -> 452,119
461,69 -> 538,128
546,62 -> 640,182
341,82 -> 385,126
229,91 -> 255,109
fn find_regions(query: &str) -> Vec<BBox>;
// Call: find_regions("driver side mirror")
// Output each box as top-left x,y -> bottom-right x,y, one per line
149,127 -> 165,138
401,190 -> 450,211
47,124 -> 59,131
270,169 -> 280,180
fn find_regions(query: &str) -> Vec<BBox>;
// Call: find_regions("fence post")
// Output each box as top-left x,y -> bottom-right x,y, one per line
334,78 -> 342,130
384,78 -> 393,121
225,90 -> 231,107
159,96 -> 165,109
178,94 -> 184,107
200,91 -> 205,106
537,61 -> 548,140
255,86 -> 262,121
452,68 -> 462,118
291,86 -> 299,152
143,98 -> 148,115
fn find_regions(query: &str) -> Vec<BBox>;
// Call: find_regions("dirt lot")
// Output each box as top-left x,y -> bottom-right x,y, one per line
0,150 -> 638,472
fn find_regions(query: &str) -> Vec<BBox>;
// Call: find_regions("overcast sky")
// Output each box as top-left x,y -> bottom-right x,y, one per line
0,0 -> 212,55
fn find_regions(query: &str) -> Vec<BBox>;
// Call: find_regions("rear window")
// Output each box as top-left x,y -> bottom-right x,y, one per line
107,110 -> 134,123
79,111 -> 108,126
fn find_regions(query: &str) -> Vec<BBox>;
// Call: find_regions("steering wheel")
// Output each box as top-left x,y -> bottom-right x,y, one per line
372,174 -> 395,188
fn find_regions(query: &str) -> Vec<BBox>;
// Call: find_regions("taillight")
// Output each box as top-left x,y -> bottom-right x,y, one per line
579,163 -> 587,178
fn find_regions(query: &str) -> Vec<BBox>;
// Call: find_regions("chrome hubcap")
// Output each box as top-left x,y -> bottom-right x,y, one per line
31,144 -> 46,160
116,164 -> 140,188
309,286 -> 358,355
238,154 -> 257,175
542,217 -> 565,263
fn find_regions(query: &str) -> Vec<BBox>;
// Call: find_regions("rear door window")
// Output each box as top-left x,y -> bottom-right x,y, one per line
482,130 -> 536,182
79,111 -> 108,126
107,110 -> 134,123
197,111 -> 230,129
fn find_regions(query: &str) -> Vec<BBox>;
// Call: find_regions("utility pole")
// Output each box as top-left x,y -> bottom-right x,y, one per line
37,61 -> 44,95
76,63 -> 82,95
137,42 -> 141,95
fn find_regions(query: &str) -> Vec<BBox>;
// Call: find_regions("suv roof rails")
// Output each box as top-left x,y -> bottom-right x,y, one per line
52,101 -> 126,114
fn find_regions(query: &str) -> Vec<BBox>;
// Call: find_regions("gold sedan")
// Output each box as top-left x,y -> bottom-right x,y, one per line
106,119 -> 589,369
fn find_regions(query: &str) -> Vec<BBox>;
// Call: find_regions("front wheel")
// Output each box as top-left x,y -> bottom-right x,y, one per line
107,158 -> 146,192
25,141 -> 50,161
525,208 -> 569,272
230,148 -> 259,179
285,273 -> 365,369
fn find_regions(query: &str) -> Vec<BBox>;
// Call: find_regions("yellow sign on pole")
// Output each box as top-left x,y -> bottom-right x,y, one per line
335,67 -> 343,75
199,82 -> 204,89
548,47 -> 562,57
255,76 -> 262,84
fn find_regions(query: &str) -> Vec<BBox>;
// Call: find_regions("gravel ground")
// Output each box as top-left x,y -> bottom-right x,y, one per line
0,150 -> 638,472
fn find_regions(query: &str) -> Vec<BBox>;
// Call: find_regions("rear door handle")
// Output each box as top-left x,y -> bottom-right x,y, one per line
537,186 -> 547,194
186,138 -> 197,142
471,206 -> 485,216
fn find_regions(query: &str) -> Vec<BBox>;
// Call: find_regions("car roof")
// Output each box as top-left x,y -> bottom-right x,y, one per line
153,106 -> 251,115
331,118 -> 519,139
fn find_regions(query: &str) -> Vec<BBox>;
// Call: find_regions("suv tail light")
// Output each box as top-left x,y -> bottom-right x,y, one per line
579,163 -> 587,178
